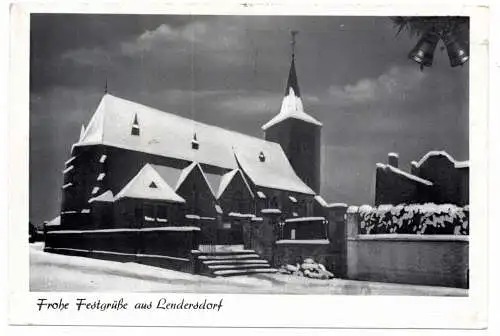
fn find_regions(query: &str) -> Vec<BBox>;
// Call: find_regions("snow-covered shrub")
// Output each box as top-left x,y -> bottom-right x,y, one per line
278,258 -> 334,279
356,203 -> 469,235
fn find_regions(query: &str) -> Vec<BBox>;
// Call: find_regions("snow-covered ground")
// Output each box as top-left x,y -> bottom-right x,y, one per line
30,243 -> 467,296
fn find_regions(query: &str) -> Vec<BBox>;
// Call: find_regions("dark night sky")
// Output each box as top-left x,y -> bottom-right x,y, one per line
29,14 -> 469,225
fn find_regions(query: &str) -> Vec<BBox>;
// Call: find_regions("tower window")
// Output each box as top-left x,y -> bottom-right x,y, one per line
131,114 -> 140,136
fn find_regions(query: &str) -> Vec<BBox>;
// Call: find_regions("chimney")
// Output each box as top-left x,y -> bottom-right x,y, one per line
410,161 -> 419,175
388,152 -> 399,168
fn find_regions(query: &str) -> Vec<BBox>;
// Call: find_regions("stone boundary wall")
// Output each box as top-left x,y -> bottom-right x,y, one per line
346,209 -> 469,288
44,227 -> 200,273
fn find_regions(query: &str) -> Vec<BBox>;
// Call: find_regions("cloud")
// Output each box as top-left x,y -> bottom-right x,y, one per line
327,66 -> 427,105
120,20 -> 245,58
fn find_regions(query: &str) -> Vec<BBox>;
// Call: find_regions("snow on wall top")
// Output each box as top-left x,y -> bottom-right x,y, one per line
75,94 -> 313,195
115,164 -> 186,203
45,216 -> 61,226
376,163 -> 434,186
415,150 -> 469,169
261,87 -> 322,130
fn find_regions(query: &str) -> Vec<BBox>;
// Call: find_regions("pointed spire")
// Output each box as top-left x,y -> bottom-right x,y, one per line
285,30 -> 300,97
79,124 -> 86,142
261,30 -> 322,131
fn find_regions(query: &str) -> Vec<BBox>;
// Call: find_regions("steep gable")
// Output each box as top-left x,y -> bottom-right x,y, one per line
114,164 -> 185,203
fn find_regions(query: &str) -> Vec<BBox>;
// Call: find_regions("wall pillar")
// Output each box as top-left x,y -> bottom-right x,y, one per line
345,206 -> 360,279
250,211 -> 281,265
326,204 -> 348,277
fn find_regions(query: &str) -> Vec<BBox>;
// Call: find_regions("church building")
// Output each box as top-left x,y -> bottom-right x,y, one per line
56,44 -> 331,249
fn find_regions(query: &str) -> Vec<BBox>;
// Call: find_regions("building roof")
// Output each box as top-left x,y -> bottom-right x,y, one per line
415,150 -> 469,169
174,161 -> 217,197
261,56 -> 322,130
376,163 -> 434,186
234,146 -> 315,195
75,94 -> 315,195
89,190 -> 114,203
114,164 -> 186,202
216,169 -> 254,199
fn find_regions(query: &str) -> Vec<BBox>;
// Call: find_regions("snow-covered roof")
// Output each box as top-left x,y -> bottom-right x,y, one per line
261,87 -> 322,130
388,152 -> 399,157
150,164 -> 183,190
174,161 -> 216,197
79,124 -> 86,142
415,151 -> 469,169
216,169 -> 238,198
74,94 -> 317,195
234,145 -> 314,195
89,190 -> 114,203
74,94 -> 305,187
314,195 -> 329,207
114,164 -> 185,203
257,191 -> 266,199
216,169 -> 253,199
89,190 -> 115,203
376,163 -> 434,186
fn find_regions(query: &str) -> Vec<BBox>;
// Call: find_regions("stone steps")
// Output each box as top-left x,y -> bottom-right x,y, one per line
212,268 -> 277,277
193,248 -> 276,277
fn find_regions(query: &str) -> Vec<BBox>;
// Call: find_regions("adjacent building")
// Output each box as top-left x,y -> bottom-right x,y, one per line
375,151 -> 469,206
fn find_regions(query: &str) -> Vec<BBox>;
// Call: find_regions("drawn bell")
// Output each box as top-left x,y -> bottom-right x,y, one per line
442,29 -> 469,67
408,31 -> 440,68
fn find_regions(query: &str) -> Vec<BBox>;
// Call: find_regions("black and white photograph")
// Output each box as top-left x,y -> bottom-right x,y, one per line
27,13 -> 472,295
6,0 -> 493,330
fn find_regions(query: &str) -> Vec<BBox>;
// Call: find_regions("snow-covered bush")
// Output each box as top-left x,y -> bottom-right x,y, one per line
278,258 -> 334,279
357,203 -> 469,235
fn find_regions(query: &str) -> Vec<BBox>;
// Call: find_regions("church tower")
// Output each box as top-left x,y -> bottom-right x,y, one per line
262,31 -> 322,193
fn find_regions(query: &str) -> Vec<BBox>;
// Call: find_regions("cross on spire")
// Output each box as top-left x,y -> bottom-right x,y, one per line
285,30 -> 300,97
104,78 -> 108,94
290,30 -> 299,59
